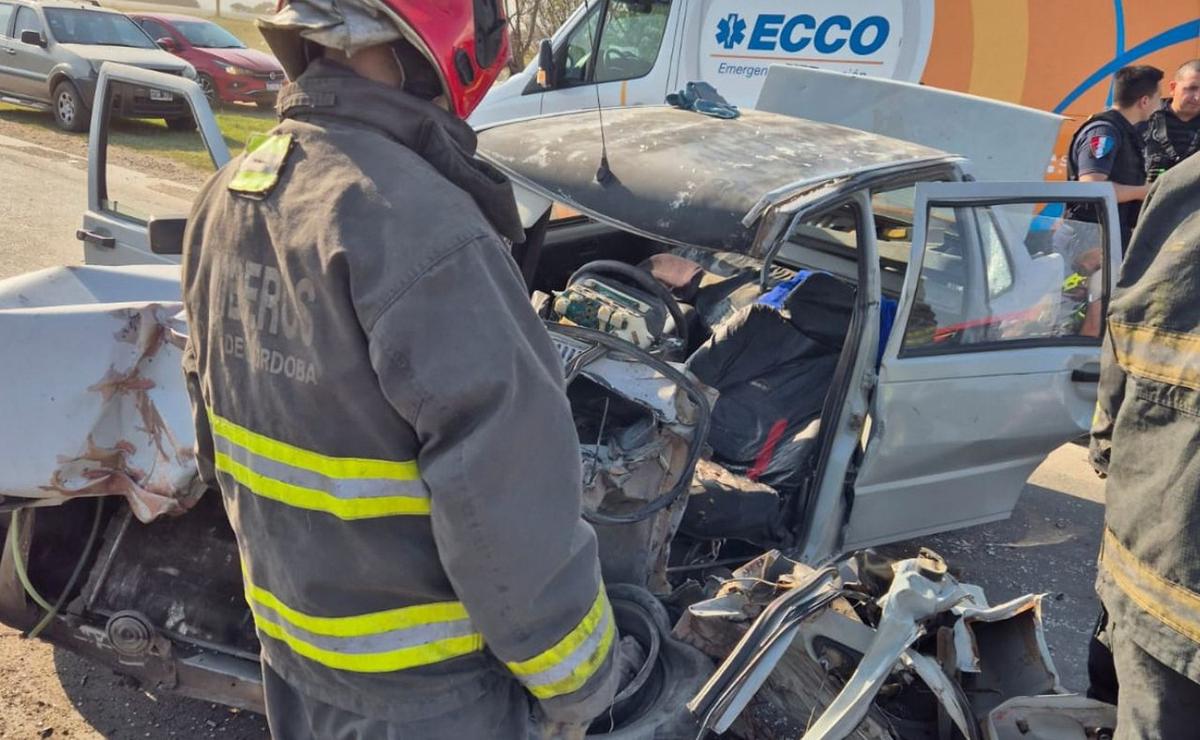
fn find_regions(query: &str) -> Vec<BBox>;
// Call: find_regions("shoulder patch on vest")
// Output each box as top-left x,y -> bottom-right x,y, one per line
229,133 -> 295,198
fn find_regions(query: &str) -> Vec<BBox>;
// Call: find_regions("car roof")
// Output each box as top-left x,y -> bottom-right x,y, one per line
127,12 -> 215,24
22,0 -> 112,10
477,106 -> 956,254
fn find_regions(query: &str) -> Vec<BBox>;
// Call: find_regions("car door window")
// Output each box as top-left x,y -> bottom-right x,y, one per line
137,18 -> 170,43
0,3 -> 14,38
560,2 -> 602,86
594,0 -> 672,83
560,0 -> 672,87
14,5 -> 41,38
902,200 -> 1107,353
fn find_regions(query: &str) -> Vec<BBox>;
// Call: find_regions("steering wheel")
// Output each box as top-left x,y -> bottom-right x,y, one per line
566,260 -> 689,351
602,48 -> 642,78
604,47 -> 639,64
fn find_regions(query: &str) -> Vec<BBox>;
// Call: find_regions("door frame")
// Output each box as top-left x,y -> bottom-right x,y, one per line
81,63 -> 228,265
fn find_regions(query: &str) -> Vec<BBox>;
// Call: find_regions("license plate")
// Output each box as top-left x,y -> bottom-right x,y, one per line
267,81 -> 282,91
148,89 -> 173,101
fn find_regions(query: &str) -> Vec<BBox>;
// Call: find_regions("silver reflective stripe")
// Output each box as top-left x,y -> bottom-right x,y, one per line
213,435 -> 429,501
518,602 -> 614,690
248,600 -> 477,655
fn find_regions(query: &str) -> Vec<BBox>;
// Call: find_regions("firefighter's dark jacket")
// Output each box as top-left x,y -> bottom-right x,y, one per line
179,59 -> 618,727
1091,151 -> 1200,682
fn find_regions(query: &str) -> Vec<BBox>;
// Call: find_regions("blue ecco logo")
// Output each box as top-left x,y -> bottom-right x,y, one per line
716,12 -> 891,55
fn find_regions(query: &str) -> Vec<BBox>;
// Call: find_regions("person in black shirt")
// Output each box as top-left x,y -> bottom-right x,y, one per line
1144,60 -> 1200,181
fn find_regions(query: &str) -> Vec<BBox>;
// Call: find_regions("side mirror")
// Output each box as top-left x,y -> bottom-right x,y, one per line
536,38 -> 556,89
156,37 -> 177,52
20,30 -> 46,48
148,216 -> 187,255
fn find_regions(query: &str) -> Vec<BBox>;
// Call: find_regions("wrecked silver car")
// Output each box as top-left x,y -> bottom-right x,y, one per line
0,65 -> 1124,737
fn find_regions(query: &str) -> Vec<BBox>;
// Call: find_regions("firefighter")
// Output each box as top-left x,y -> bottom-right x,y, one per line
1091,151 -> 1200,736
1064,65 -> 1162,248
179,1 -> 622,737
1143,59 -> 1200,182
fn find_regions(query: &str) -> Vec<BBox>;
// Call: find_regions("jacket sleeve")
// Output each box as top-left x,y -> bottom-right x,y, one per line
1089,330 -> 1125,477
182,336 -> 218,491
366,235 -> 619,724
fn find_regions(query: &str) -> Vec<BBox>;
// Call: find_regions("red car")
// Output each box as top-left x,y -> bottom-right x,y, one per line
130,13 -> 284,109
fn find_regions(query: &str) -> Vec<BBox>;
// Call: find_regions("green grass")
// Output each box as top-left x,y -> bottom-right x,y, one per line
110,105 -> 277,169
0,100 -> 276,171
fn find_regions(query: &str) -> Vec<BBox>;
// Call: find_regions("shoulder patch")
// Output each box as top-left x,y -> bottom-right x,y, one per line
229,133 -> 295,198
1089,134 -> 1113,160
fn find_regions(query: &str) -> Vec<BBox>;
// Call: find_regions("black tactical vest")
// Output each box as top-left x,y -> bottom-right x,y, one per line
1144,104 -> 1200,182
1065,109 -> 1145,247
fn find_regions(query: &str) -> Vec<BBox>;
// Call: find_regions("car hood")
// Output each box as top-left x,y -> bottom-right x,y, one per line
60,43 -> 190,73
196,47 -> 281,73
477,107 -> 951,254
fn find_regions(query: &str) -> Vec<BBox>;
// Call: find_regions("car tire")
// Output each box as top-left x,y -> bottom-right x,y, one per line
164,115 -> 197,132
197,73 -> 219,109
52,80 -> 89,133
255,99 -> 275,111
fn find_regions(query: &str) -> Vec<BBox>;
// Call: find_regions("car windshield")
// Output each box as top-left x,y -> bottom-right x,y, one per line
173,19 -> 243,49
45,9 -> 157,48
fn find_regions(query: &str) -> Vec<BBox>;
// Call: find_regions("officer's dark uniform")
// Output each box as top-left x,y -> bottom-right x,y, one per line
1144,98 -> 1200,182
1065,110 -> 1147,248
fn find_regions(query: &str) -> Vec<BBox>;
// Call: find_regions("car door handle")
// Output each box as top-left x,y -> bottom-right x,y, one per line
76,229 -> 116,249
1071,369 -> 1101,383
3,48 -> 15,55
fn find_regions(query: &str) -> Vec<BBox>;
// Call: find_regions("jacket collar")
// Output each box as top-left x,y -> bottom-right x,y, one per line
277,60 -> 525,243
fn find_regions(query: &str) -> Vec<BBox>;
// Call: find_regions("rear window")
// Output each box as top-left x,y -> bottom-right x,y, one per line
45,8 -> 157,48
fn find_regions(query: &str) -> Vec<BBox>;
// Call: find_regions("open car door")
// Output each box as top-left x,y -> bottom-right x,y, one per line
78,63 -> 230,266
845,181 -> 1119,549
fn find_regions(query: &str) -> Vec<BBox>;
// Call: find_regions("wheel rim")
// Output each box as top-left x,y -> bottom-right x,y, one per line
57,91 -> 75,124
200,76 -> 215,104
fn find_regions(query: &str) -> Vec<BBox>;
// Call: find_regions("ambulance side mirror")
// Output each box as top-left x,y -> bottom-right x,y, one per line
536,38 -> 556,89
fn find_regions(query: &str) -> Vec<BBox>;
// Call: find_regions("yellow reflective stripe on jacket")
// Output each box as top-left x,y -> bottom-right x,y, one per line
208,409 -> 429,519
214,451 -> 429,519
506,589 -> 616,700
244,578 -> 484,673
209,410 -> 419,480
246,581 -> 469,637
1109,320 -> 1200,391
1101,529 -> 1200,645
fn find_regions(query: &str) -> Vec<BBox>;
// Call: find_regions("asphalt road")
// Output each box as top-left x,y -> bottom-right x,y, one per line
0,130 -> 1108,737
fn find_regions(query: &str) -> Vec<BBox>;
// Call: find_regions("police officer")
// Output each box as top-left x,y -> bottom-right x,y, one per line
1091,150 -> 1200,739
180,0 -> 625,737
1065,65 -> 1162,248
1144,59 -> 1200,182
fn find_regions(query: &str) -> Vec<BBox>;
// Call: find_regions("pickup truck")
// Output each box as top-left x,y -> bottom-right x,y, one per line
0,64 -> 1121,737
